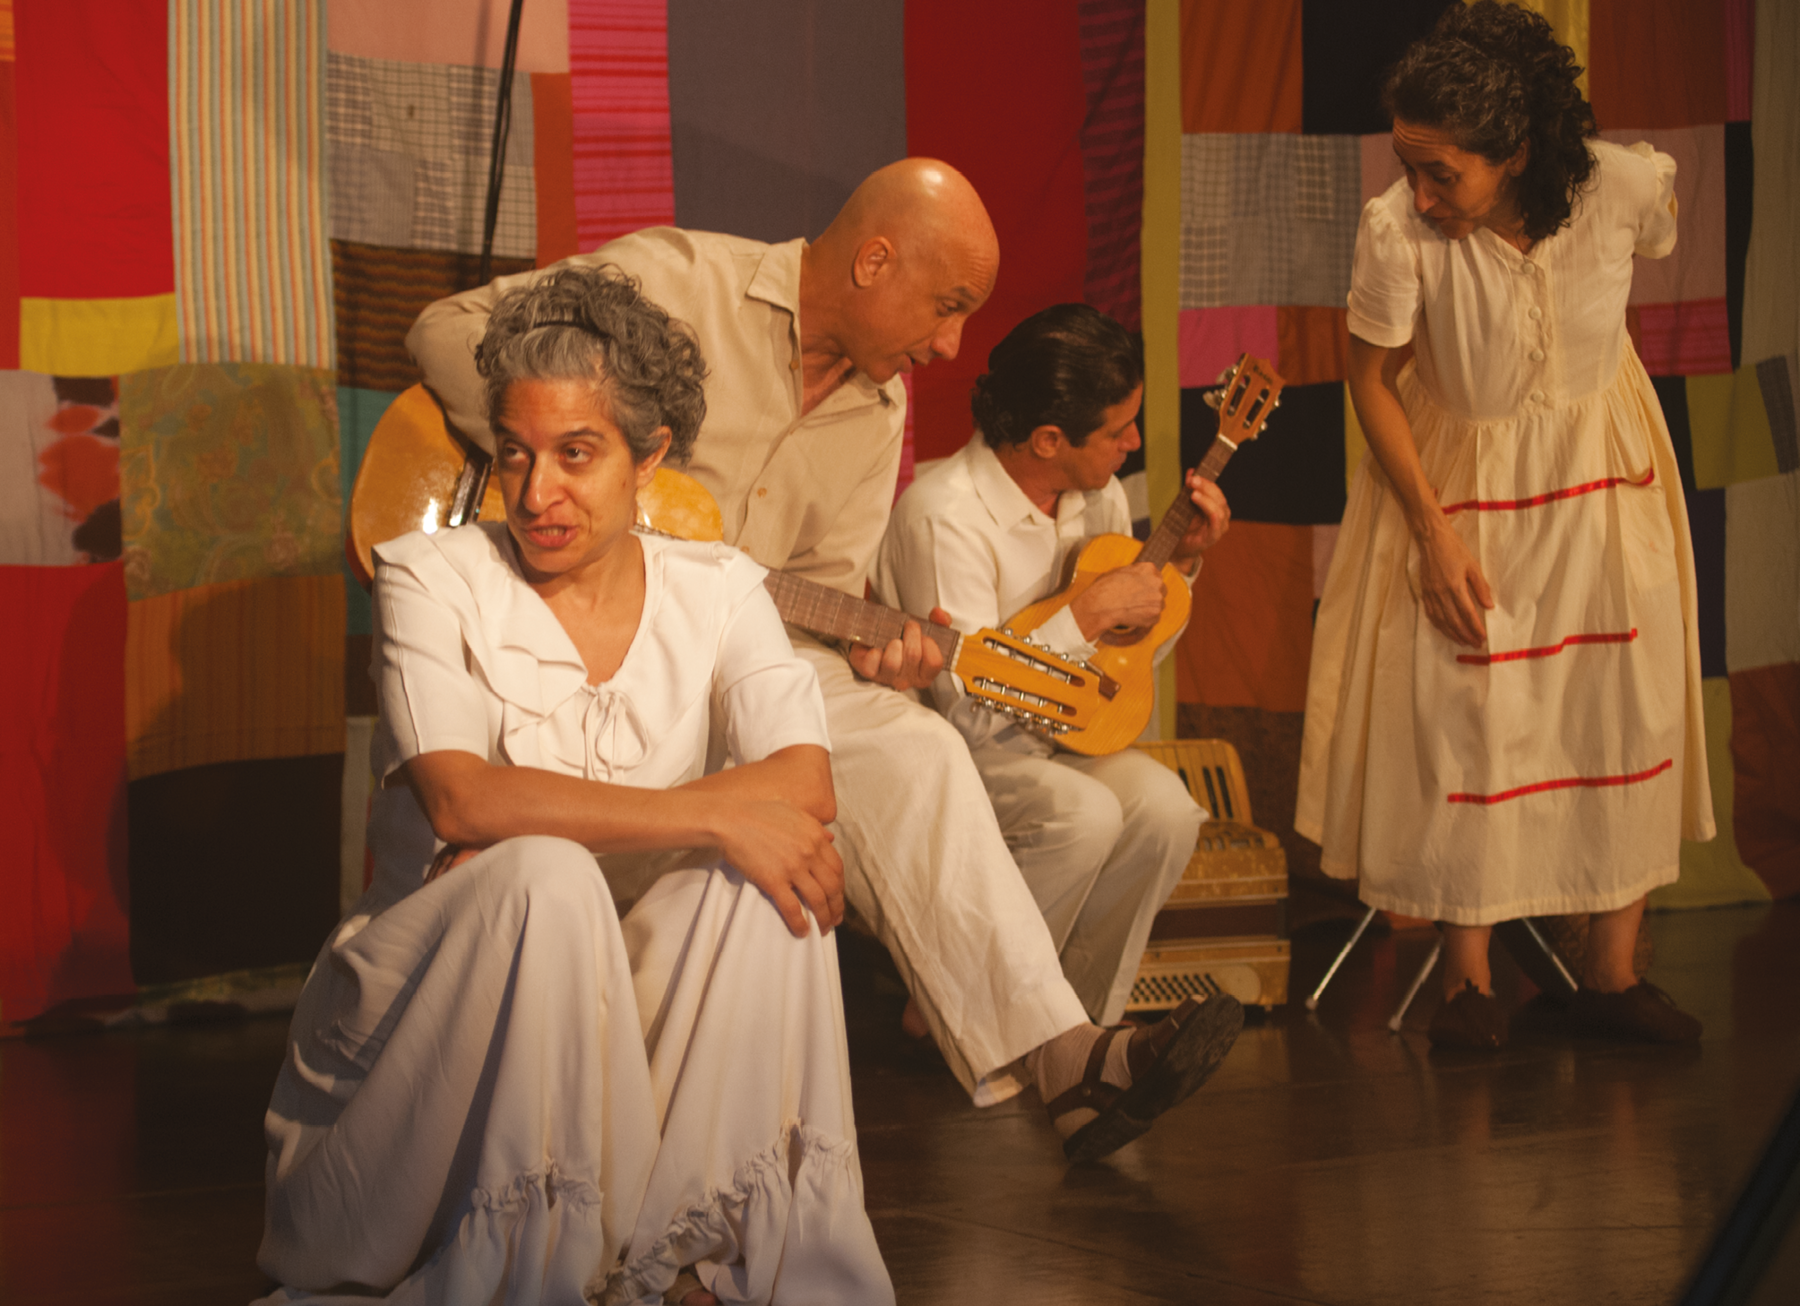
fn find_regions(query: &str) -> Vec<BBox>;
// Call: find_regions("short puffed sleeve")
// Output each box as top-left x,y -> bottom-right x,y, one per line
711,554 -> 832,765
371,555 -> 492,779
1621,140 -> 1679,259
1346,195 -> 1421,348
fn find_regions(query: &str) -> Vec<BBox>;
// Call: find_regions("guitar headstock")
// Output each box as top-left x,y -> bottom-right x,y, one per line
1202,354 -> 1285,446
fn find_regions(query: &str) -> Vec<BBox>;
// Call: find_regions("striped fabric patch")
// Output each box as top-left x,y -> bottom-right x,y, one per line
331,240 -> 534,394
569,0 -> 675,252
170,0 -> 334,368
1632,299 -> 1733,376
1078,0 -> 1146,332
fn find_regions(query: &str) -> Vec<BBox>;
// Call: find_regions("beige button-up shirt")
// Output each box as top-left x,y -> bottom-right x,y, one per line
407,228 -> 908,596
872,437 -> 1194,754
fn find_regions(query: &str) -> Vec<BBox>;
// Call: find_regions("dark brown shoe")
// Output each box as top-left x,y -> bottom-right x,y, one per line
1428,980 -> 1508,1049
1568,981 -> 1702,1043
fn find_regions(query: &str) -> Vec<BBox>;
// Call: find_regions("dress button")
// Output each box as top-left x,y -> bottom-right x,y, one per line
1530,348 -> 1545,361
1528,307 -> 1543,320
1530,390 -> 1545,402
1521,263 -> 1535,274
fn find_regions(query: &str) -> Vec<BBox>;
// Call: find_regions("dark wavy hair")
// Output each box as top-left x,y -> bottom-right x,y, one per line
1381,0 -> 1597,242
474,265 -> 707,464
971,304 -> 1142,449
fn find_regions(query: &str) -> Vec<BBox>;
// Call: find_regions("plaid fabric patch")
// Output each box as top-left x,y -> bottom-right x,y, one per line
327,52 -> 536,260
1180,133 -> 1360,309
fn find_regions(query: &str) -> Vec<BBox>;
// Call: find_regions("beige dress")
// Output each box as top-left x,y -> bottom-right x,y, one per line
1296,140 -> 1715,925
255,526 -> 893,1306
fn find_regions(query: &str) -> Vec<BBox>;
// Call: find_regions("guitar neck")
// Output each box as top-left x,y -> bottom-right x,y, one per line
1139,434 -> 1239,570
762,570 -> 961,665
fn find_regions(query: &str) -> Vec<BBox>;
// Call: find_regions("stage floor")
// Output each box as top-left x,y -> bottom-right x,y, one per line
4,901 -> 1797,1305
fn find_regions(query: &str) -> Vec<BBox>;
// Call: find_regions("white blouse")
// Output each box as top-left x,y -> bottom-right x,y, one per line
1347,138 -> 1679,421
364,524 -> 831,904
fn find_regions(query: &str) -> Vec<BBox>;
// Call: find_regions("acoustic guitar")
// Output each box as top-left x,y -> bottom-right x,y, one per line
1002,354 -> 1286,756
348,385 -> 1111,740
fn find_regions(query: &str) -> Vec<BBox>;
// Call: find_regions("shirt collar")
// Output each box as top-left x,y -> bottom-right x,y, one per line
744,238 -> 902,410
965,435 -> 1092,531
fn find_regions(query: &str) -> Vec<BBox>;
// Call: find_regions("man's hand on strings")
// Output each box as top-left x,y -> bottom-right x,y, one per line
1171,473 -> 1230,571
847,606 -> 951,691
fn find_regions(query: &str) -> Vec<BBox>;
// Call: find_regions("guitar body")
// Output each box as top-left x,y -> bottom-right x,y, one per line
1006,533 -> 1192,756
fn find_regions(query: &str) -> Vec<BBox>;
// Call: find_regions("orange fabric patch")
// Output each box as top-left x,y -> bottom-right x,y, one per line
125,573 -> 345,781
1176,520 -> 1314,713
532,71 -> 578,268
1179,0 -> 1301,133
1729,663 -> 1800,900
1588,0 -> 1727,130
1276,306 -> 1349,386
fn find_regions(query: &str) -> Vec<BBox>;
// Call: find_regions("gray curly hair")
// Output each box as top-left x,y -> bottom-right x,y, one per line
474,265 -> 708,464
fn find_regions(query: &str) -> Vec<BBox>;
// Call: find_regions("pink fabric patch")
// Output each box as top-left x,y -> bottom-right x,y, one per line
1604,126 -> 1727,307
1635,299 -> 1733,376
327,0 -> 571,72
569,0 -> 675,252
1179,307 -> 1279,390
1360,132 -> 1404,206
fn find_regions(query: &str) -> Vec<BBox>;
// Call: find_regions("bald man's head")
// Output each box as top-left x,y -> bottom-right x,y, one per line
802,159 -> 1000,384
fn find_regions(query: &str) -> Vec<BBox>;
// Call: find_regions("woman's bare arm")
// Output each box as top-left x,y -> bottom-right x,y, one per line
402,743 -> 842,935
1347,335 -> 1494,647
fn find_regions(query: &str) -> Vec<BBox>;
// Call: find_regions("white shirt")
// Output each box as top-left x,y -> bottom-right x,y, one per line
1348,138 -> 1679,420
406,228 -> 908,598
366,524 -> 830,903
872,436 -> 1191,754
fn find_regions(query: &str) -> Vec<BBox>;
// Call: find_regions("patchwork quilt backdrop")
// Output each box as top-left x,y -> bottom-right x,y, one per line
1,0 -> 1793,1025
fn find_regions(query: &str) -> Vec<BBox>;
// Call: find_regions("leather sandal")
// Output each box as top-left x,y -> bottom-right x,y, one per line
1050,994 -> 1243,1165
663,1270 -> 714,1305
1428,980 -> 1508,1050
1567,980 -> 1701,1043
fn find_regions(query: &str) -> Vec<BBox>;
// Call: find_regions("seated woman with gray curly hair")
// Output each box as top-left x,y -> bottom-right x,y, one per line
255,267 -> 894,1306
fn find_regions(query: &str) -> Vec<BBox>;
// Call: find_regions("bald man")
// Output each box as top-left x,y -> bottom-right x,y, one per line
407,159 -> 1241,1165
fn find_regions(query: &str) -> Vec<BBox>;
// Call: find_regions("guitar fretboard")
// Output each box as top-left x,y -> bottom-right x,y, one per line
763,570 -> 961,665
1139,435 -> 1238,570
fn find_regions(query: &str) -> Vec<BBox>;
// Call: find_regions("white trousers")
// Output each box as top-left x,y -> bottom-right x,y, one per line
972,747 -> 1203,1025
798,644 -> 1093,1103
256,836 -> 892,1306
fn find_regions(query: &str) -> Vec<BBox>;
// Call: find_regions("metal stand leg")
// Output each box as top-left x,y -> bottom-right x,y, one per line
1494,917 -> 1580,1000
1306,906 -> 1378,1011
1389,938 -> 1443,1032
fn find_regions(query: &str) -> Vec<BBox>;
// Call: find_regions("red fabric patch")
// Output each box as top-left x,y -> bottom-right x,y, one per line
0,563 -> 133,1024
1176,520 -> 1314,713
569,0 -> 676,253
1077,0 -> 1145,332
0,61 -> 17,368
532,72 -> 579,268
1457,629 -> 1639,667
1589,0 -> 1728,131
1440,468 -> 1655,516
1447,758 -> 1674,806
1179,0 -> 1302,133
905,0 -> 1089,462
1730,664 -> 1800,900
1632,299 -> 1733,376
13,0 -> 173,299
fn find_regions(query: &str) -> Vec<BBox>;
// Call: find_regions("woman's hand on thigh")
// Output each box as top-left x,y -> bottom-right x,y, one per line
717,800 -> 845,937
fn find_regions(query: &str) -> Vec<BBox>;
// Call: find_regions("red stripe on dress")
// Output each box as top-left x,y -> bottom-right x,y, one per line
1440,468 -> 1655,515
1447,758 -> 1673,806
1457,628 -> 1638,666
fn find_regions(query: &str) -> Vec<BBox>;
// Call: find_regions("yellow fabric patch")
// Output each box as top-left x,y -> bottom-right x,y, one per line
1343,383 -> 1368,496
19,295 -> 180,377
1144,0 -> 1183,739
1653,676 -> 1773,910
1688,366 -> 1778,489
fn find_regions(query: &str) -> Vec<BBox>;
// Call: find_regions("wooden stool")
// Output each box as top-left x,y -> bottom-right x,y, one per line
1128,740 -> 1290,1012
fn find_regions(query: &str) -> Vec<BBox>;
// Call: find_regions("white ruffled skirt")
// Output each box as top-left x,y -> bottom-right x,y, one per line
1296,346 -> 1713,923
253,835 -> 893,1306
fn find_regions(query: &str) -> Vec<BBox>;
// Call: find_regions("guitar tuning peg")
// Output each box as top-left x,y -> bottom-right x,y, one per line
1202,389 -> 1222,410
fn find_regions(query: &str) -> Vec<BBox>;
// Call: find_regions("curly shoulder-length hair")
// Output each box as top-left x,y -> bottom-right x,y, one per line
474,265 -> 707,464
1381,0 -> 1598,242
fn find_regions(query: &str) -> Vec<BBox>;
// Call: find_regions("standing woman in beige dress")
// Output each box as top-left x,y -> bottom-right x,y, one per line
1297,1 -> 1713,1048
